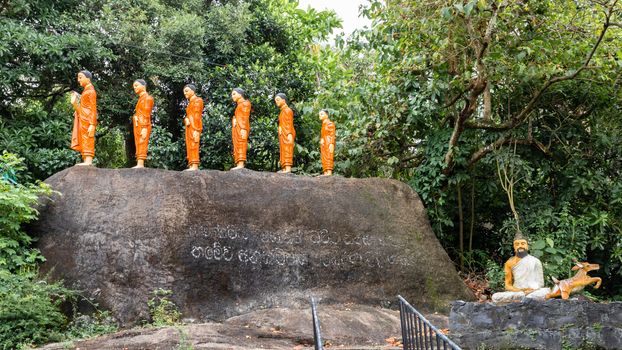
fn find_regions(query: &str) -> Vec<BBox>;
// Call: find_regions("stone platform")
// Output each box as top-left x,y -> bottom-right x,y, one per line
450,299 -> 622,350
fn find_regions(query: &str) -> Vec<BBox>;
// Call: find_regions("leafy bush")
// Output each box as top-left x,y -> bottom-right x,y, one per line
0,272 -> 117,350
148,288 -> 181,326
147,125 -> 185,170
0,102 -> 80,182
27,148 -> 79,181
0,153 -> 67,349
0,153 -> 52,273
64,311 -> 118,341
0,271 -> 74,350
94,126 -> 127,169
0,153 -> 119,348
485,259 -> 505,293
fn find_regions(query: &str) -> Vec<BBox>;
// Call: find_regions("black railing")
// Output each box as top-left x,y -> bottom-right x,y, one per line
311,297 -> 324,350
398,295 -> 461,350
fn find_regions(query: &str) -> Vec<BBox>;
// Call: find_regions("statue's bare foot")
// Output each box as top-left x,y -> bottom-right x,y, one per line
231,166 -> 244,171
132,165 -> 144,169
76,162 -> 92,166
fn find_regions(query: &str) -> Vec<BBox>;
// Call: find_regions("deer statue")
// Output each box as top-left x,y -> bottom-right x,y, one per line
545,260 -> 602,300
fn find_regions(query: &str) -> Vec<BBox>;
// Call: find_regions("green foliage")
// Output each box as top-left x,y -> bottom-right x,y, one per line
0,101 -> 79,181
0,271 -> 116,349
485,259 -> 505,293
303,0 -> 622,297
176,328 -> 194,350
148,288 -> 181,326
0,153 -> 74,349
0,271 -> 74,350
94,127 -> 127,169
0,153 -> 118,348
63,311 -> 118,341
147,125 -> 185,170
0,153 -> 52,272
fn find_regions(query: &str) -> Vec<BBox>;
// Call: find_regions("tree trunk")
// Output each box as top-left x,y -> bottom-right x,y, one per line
483,83 -> 491,121
457,182 -> 464,271
469,178 -> 475,252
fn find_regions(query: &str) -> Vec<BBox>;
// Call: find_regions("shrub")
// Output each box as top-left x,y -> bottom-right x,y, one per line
0,271 -> 75,349
0,153 -> 119,348
64,310 -> 118,341
95,127 -> 127,168
148,288 -> 181,326
0,152 -> 52,273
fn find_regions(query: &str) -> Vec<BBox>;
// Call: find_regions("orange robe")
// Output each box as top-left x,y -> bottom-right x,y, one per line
71,84 -> 97,158
185,96 -> 203,166
278,106 -> 296,167
133,93 -> 154,161
232,99 -> 251,163
320,119 -> 336,172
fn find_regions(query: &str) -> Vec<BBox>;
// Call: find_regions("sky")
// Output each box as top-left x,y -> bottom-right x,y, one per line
296,0 -> 372,38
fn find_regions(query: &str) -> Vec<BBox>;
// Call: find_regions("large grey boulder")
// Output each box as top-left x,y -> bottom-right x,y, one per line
33,166 -> 472,325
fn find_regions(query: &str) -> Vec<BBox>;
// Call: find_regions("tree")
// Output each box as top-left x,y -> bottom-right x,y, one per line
311,0 -> 622,295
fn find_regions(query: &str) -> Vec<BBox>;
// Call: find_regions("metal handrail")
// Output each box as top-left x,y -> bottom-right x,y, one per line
311,297 -> 324,350
398,295 -> 461,350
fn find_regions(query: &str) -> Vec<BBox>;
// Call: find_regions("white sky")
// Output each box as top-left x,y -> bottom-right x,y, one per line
297,0 -> 372,38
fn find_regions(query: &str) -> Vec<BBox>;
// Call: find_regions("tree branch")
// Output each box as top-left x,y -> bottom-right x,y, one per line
442,1 -> 509,173
443,89 -> 466,108
466,0 -> 616,133
444,0 -> 617,173
468,136 -> 550,168
400,153 -> 423,165
443,80 -> 487,173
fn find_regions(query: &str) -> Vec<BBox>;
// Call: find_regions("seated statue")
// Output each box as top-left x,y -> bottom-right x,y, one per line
492,234 -> 550,303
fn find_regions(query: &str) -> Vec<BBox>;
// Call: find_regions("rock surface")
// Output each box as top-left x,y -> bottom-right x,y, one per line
450,299 -> 622,350
33,166 -> 472,326
36,305 -> 413,350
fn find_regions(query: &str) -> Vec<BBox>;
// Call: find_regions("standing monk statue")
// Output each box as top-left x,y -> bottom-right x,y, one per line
491,233 -> 550,302
183,84 -> 203,171
131,79 -> 154,168
319,109 -> 336,176
231,88 -> 251,170
70,70 -> 97,166
275,93 -> 295,173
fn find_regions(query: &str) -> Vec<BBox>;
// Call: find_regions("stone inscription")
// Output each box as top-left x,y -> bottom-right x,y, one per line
189,225 -> 413,269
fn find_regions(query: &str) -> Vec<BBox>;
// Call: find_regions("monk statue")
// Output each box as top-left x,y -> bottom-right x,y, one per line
183,84 -> 203,171
231,87 -> 251,170
70,70 -> 97,166
131,79 -> 154,168
491,233 -> 550,302
319,109 -> 336,176
275,93 -> 295,173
